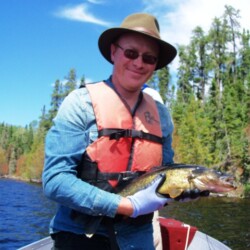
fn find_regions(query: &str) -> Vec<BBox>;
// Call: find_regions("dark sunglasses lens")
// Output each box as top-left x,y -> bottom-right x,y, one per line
142,55 -> 157,65
123,48 -> 157,65
124,49 -> 139,60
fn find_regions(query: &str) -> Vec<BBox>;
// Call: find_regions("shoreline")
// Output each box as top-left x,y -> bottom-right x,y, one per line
1,175 -> 246,198
0,175 -> 42,184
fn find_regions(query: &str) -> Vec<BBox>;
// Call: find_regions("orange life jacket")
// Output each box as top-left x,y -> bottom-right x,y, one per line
82,81 -> 163,188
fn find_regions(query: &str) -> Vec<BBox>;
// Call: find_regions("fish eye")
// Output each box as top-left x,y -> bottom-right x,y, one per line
216,170 -> 223,176
192,167 -> 206,175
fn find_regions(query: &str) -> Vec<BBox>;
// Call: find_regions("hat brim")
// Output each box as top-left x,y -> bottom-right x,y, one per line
98,28 -> 177,70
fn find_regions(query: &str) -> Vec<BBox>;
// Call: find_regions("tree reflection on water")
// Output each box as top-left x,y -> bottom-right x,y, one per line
160,197 -> 250,250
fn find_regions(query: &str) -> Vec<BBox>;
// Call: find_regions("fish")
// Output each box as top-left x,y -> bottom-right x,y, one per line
81,164 -> 236,235
119,164 -> 237,198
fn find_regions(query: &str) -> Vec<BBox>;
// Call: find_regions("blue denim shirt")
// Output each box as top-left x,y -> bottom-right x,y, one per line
42,78 -> 174,249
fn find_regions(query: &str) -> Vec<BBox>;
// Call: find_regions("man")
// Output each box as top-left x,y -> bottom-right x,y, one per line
43,13 -> 202,250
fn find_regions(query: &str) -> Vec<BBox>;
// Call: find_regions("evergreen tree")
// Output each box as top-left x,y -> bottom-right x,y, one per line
177,45 -> 194,102
206,17 -> 229,164
63,68 -> 77,98
174,96 -> 212,165
157,67 -> 170,104
49,79 -> 63,122
239,29 -> 250,125
238,30 -> 250,181
147,67 -> 171,103
39,105 -> 51,131
190,26 -> 210,102
80,75 -> 86,87
223,5 -> 241,82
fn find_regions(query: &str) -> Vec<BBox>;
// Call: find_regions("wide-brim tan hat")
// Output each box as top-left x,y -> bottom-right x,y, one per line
98,13 -> 177,70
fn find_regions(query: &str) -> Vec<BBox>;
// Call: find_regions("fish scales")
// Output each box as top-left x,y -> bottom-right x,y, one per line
119,164 -> 236,198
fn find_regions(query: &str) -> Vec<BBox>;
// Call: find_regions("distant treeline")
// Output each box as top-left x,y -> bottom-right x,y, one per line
0,5 -> 249,193
0,68 -> 80,180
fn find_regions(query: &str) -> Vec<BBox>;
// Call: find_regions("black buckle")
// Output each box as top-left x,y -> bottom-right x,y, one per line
109,129 -> 144,140
118,171 -> 138,181
131,130 -> 143,138
109,130 -> 126,140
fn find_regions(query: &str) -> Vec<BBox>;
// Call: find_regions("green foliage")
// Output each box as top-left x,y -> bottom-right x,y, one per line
63,68 -> 77,97
37,68 -> 79,132
170,5 -> 249,183
147,66 -> 171,104
173,96 -> 213,165
0,146 -> 8,175
244,183 -> 250,197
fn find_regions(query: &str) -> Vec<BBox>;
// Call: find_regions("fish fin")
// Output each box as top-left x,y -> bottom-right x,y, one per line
157,193 -> 171,198
156,173 -> 167,191
168,189 -> 184,198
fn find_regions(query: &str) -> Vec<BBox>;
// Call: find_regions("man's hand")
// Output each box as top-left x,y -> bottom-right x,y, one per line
127,174 -> 172,218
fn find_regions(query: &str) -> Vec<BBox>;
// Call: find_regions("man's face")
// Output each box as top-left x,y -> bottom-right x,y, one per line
111,33 -> 159,93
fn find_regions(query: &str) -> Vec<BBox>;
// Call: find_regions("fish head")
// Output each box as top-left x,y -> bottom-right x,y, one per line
189,167 -> 237,193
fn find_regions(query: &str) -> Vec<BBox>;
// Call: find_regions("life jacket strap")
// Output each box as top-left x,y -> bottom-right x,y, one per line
99,128 -> 163,144
97,171 -> 144,182
77,152 -> 145,185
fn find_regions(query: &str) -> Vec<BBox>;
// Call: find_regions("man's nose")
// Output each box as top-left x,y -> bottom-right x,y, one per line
133,55 -> 144,67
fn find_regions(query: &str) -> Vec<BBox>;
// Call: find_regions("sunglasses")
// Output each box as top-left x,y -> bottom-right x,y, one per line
115,44 -> 158,65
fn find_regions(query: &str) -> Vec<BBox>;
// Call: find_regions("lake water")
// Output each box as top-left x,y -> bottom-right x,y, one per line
0,178 -> 249,250
0,179 -> 56,250
160,196 -> 250,250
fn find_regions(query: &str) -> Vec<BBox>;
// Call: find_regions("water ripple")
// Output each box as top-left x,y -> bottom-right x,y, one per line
0,178 -> 56,250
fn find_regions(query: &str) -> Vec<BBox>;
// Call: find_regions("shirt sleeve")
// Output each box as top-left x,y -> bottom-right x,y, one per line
42,88 -> 121,218
156,102 -> 175,165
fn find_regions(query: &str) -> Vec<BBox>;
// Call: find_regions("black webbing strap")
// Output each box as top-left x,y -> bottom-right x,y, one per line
102,217 -> 119,250
97,171 -> 143,182
98,128 -> 163,144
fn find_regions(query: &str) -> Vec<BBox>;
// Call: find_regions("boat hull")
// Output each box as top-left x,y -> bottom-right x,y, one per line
18,218 -> 231,250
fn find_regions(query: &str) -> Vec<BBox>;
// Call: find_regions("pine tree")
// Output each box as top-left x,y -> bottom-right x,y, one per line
39,105 -> 51,132
190,26 -> 210,102
223,5 -> 241,82
62,68 -> 77,98
49,79 -> 63,121
173,95 -> 212,165
177,45 -> 194,102
147,67 -> 171,103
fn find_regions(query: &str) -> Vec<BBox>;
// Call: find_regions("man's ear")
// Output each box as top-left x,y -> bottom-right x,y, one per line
110,43 -> 116,63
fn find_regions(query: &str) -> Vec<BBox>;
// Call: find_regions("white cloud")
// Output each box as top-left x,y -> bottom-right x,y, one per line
54,3 -> 111,27
143,0 -> 250,47
142,0 -> 250,70
87,0 -> 104,4
84,77 -> 94,84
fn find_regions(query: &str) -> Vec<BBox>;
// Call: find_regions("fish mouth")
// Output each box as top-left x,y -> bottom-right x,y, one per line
220,175 -> 235,183
219,175 -> 237,190
194,174 -> 237,193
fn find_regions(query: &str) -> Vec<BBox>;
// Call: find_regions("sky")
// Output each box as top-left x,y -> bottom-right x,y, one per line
1,0 -> 250,127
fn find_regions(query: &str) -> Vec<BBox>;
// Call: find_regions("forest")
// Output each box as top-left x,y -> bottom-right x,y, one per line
0,5 -> 249,196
